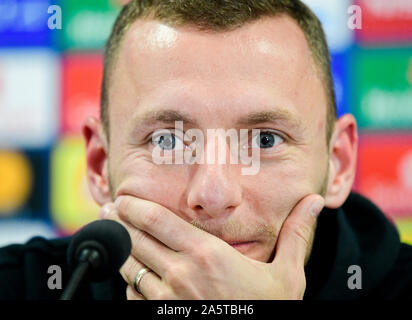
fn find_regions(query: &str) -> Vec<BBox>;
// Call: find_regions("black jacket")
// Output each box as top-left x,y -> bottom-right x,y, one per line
0,192 -> 411,300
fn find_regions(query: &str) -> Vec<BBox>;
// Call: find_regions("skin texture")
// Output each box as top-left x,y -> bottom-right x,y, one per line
83,15 -> 358,299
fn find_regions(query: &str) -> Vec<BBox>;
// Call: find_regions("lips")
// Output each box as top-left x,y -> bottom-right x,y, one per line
222,237 -> 255,246
225,240 -> 256,253
228,241 -> 254,247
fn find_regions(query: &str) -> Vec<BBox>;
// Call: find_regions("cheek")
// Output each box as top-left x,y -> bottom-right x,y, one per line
245,158 -> 323,225
242,161 -> 322,262
109,153 -> 188,209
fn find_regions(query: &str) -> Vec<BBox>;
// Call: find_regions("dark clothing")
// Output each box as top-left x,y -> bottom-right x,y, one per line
0,192 -> 411,300
304,193 -> 412,299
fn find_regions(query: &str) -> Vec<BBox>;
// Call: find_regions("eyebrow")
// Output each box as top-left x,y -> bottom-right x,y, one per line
134,109 -> 198,127
235,109 -> 303,130
132,108 -> 302,132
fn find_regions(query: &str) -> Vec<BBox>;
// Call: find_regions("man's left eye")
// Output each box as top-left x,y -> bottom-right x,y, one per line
252,132 -> 284,149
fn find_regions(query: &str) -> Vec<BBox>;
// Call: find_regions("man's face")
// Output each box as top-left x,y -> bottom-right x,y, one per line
106,15 -> 330,263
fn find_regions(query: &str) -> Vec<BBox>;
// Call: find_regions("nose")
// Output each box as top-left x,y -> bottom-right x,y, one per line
186,130 -> 242,219
186,163 -> 242,219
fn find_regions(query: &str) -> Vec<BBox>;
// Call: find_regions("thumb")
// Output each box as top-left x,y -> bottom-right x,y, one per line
272,194 -> 324,269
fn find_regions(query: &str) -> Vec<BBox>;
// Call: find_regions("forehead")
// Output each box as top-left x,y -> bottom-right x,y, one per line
121,14 -> 315,82
110,14 -> 325,128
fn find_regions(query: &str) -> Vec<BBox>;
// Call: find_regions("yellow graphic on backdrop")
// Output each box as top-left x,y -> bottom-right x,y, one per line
51,136 -> 99,234
0,151 -> 32,215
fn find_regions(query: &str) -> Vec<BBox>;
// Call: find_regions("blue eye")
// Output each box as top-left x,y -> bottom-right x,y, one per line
259,133 -> 275,148
159,134 -> 175,150
252,132 -> 284,149
152,132 -> 184,150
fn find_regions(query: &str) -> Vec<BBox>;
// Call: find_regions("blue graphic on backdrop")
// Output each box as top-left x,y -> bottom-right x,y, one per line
0,0 -> 52,47
331,53 -> 349,116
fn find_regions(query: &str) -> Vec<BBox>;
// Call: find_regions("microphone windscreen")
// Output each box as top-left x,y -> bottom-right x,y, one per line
67,219 -> 132,281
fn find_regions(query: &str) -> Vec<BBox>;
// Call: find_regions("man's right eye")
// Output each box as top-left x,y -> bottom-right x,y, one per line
152,132 -> 185,150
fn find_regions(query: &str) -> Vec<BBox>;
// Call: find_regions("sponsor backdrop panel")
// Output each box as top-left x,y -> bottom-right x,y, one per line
355,134 -> 412,218
59,0 -> 120,50
355,0 -> 412,44
0,0 -> 53,47
0,50 -> 59,149
352,49 -> 412,130
50,136 -> 99,235
0,1 -> 411,246
61,53 -> 103,135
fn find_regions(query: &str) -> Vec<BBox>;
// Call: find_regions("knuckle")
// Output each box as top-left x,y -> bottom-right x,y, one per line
285,220 -> 312,247
122,257 -> 142,284
140,205 -> 162,230
118,196 -> 133,217
165,264 -> 187,287
192,244 -> 217,270
155,289 -> 171,300
132,228 -> 150,245
182,240 -> 198,253
125,261 -> 135,275
192,246 -> 209,264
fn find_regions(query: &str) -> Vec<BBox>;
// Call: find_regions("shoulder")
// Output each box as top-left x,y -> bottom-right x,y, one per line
371,243 -> 412,299
0,236 -> 70,299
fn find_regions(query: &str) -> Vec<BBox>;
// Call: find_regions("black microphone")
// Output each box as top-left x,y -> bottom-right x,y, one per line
60,219 -> 132,300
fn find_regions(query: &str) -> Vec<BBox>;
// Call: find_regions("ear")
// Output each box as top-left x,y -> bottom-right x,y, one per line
82,116 -> 112,206
324,114 -> 358,209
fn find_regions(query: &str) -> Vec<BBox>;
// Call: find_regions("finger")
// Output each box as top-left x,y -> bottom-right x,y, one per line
99,203 -> 177,277
273,194 -> 324,269
99,202 -> 116,220
120,255 -> 165,300
114,195 -> 211,252
126,285 -> 145,300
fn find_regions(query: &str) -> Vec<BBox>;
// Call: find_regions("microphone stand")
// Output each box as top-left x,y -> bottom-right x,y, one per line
60,248 -> 102,300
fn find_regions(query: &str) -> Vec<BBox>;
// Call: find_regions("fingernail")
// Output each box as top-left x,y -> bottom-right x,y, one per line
114,196 -> 125,208
310,198 -> 324,218
99,203 -> 115,219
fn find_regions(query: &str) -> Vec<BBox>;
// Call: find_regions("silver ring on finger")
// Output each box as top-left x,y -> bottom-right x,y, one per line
134,267 -> 151,295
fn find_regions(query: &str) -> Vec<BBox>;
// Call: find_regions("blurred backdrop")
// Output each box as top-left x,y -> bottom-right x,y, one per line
0,0 -> 411,246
